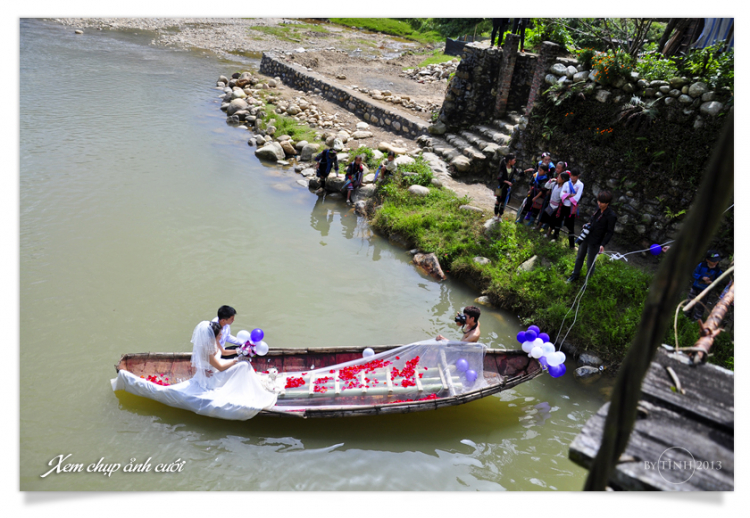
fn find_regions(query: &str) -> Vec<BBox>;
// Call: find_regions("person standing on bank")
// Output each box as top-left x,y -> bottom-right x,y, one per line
491,18 -> 511,47
343,155 -> 364,204
211,305 -> 244,353
436,306 -> 481,343
494,153 -> 519,221
552,169 -> 584,247
566,190 -> 617,283
314,148 -> 339,195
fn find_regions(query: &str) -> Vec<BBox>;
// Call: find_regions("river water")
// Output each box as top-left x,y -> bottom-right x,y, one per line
20,19 -> 610,491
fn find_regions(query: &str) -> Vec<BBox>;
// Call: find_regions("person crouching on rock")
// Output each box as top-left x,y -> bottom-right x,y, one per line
314,148 -> 339,195
343,155 -> 365,204
436,306 -> 481,343
375,150 -> 397,183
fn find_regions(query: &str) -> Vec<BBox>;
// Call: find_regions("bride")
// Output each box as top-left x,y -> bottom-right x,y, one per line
111,321 -> 278,420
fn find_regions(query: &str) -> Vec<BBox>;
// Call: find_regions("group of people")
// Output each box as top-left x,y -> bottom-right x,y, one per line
494,151 -> 617,284
313,148 -> 398,204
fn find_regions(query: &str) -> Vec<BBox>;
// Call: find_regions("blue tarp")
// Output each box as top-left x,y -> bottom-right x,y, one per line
693,18 -> 734,49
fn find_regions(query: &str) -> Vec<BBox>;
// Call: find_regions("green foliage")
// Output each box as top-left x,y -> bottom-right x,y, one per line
576,48 -> 597,69
329,18 -> 442,44
397,156 -> 434,187
527,19 -> 575,52
636,51 -> 680,81
591,48 -> 635,86
417,49 -> 456,68
371,180 -> 661,363
680,44 -> 734,91
430,18 -> 492,39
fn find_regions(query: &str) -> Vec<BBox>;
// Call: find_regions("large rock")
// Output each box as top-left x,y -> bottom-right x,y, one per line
573,71 -> 589,82
574,365 -> 602,383
226,99 -> 248,115
300,143 -> 320,162
450,155 -> 471,172
428,121 -> 447,135
545,74 -> 558,85
413,252 -> 446,281
255,142 -> 285,162
300,168 -> 317,177
407,185 -> 430,197
474,257 -> 490,266
280,140 -> 297,156
351,131 -> 373,139
700,101 -> 724,117
688,81 -> 709,98
332,138 -> 344,151
577,352 -> 603,367
355,184 -> 376,199
459,205 -> 483,214
549,63 -> 568,76
286,104 -> 301,115
324,174 -> 345,192
336,130 -> 350,143
595,90 -> 611,103
378,142 -> 407,154
518,255 -> 538,272
421,152 -> 448,175
394,155 -> 415,166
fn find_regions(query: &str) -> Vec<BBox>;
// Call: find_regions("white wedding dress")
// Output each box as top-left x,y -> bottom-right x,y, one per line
111,321 -> 278,420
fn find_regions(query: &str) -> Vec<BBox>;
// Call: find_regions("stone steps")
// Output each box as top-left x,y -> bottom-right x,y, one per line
444,133 -> 486,161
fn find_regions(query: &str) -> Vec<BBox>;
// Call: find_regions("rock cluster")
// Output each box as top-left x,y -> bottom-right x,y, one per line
545,61 -> 732,119
403,60 -> 459,84
347,86 -> 440,114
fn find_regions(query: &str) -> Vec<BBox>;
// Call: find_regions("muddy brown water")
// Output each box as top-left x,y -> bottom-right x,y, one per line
20,18 -> 610,491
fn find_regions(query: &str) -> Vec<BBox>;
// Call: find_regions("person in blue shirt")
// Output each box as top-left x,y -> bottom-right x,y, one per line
685,250 -> 723,321
314,148 -> 339,195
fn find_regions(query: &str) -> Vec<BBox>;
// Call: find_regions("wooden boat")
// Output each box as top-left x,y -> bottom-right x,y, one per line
114,344 -> 543,418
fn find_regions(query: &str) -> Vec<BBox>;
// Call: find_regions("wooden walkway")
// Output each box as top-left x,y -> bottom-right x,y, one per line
569,347 -> 733,490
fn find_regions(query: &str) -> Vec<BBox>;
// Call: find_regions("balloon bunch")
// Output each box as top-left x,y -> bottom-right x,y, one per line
236,328 -> 269,358
516,325 -> 567,378
455,358 -> 477,385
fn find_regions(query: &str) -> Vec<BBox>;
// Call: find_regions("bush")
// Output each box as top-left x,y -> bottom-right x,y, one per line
679,44 -> 734,91
636,51 -> 680,81
591,48 -> 635,86
397,156 -> 434,187
576,48 -> 597,70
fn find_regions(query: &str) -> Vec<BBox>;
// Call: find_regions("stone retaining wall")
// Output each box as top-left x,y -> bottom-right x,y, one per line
259,53 -> 429,138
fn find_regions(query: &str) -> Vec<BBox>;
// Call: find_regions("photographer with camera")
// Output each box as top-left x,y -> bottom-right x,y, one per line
566,190 -> 617,283
436,306 -> 481,343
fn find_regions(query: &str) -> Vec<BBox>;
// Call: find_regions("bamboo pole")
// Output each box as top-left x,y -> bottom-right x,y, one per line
693,281 -> 734,363
583,113 -> 734,491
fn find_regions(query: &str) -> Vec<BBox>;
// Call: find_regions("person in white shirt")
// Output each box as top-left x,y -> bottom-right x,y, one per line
553,169 -> 584,247
539,172 -> 569,235
211,305 -> 244,354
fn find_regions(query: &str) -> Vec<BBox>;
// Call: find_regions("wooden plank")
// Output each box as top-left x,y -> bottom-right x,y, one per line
640,349 -> 734,431
569,401 -> 733,491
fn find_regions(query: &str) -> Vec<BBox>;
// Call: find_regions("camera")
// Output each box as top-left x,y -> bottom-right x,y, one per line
575,223 -> 591,245
455,312 -> 467,325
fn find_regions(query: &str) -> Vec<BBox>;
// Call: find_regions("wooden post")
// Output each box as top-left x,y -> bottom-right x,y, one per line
693,282 -> 734,363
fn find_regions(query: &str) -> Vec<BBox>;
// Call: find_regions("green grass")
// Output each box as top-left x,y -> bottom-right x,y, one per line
258,97 -> 322,145
329,18 -> 442,44
417,49 -> 456,68
248,25 -> 301,43
369,182 -> 734,368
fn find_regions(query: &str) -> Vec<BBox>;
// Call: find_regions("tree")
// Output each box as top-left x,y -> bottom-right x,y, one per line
556,18 -> 654,57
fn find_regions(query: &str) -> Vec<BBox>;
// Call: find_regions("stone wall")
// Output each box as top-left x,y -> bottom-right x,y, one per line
259,53 -> 429,138
519,59 -> 733,246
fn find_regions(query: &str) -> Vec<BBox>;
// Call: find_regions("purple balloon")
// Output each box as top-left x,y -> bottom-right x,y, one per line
465,369 -> 478,383
524,330 -> 538,342
650,244 -> 662,256
250,328 -> 264,343
539,332 -> 550,343
548,364 -> 567,378
528,325 -> 540,334
456,358 -> 469,372
516,331 -> 527,344
539,356 -> 549,368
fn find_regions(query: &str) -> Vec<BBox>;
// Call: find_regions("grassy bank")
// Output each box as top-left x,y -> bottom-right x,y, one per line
329,18 -> 442,45
368,172 -> 734,369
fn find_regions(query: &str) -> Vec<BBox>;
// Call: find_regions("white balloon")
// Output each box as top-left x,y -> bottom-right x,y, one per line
254,341 -> 269,356
363,347 -> 375,358
521,341 -> 533,353
533,338 -> 544,348
546,352 -> 562,367
542,342 -> 556,355
530,346 -> 543,359
557,351 -> 566,364
236,330 -> 251,343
